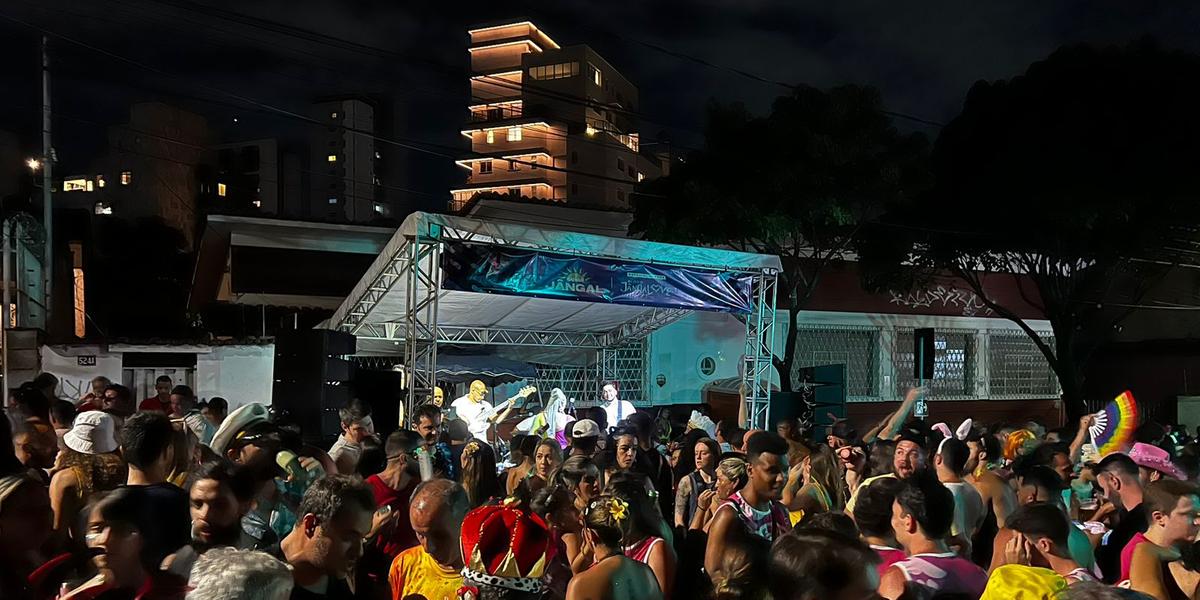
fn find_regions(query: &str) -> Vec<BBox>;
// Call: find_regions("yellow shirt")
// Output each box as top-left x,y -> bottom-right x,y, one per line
389,545 -> 463,600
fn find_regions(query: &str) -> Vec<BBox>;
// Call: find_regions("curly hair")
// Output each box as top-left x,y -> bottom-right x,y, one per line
52,447 -> 127,497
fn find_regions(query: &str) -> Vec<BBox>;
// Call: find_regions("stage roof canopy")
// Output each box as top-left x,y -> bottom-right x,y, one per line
329,212 -> 780,365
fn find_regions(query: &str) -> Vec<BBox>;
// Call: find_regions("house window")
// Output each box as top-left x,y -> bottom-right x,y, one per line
617,158 -> 625,170
252,200 -> 261,208
328,197 -> 338,204
637,172 -> 645,182
373,203 -> 387,215
327,154 -> 338,163
479,160 -> 493,174
96,176 -> 105,188
217,183 -> 227,197
507,127 -> 522,142
120,171 -> 132,185
93,202 -> 113,215
529,61 -> 580,80
486,130 -> 495,144
589,63 -> 602,86
330,111 -> 339,119
508,160 -> 519,171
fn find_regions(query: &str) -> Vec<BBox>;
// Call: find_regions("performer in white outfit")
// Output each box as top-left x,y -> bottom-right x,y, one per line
600,382 -> 637,431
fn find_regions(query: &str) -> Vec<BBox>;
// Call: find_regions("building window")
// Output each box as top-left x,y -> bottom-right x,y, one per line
331,111 -> 339,119
373,203 -> 387,215
507,127 -> 522,142
637,172 -> 645,182
328,197 -> 338,204
571,151 -> 578,164
894,329 -> 976,398
988,332 -> 1059,397
217,183 -> 227,197
529,61 -> 580,80
120,171 -> 131,185
327,154 -> 338,162
96,176 -> 105,188
486,130 -> 495,144
479,160 -> 493,174
589,63 -> 602,86
252,200 -> 262,208
617,158 -> 625,170
793,327 -> 880,399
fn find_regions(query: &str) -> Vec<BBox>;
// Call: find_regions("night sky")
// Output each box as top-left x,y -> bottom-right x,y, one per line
2,0 -> 1199,210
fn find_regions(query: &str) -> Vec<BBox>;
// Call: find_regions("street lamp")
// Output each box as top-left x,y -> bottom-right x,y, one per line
25,158 -> 41,171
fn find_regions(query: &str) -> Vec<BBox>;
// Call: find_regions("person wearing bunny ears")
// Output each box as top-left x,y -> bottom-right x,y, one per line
932,418 -> 986,558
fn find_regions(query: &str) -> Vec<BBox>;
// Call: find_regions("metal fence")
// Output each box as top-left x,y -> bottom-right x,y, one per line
894,328 -> 978,400
792,326 -> 880,400
988,332 -> 1059,398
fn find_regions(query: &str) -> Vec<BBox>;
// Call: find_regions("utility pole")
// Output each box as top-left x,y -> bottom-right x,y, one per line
42,35 -> 52,326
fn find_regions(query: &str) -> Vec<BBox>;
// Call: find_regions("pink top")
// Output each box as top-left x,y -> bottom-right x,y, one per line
891,552 -> 988,598
870,544 -> 907,578
1120,531 -> 1149,584
625,536 -> 664,564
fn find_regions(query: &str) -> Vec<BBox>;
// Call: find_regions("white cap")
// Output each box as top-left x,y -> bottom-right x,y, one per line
64,411 -> 118,454
571,419 -> 600,439
209,403 -> 270,455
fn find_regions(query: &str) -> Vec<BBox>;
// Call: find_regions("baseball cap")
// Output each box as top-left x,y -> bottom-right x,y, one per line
571,419 -> 600,439
64,411 -> 118,454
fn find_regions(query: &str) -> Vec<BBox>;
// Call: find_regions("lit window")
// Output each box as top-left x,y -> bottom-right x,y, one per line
486,130 -> 495,144
589,63 -> 602,86
637,172 -> 645,182
331,111 -> 339,119
85,180 -> 94,192
327,154 -> 338,163
120,171 -> 131,185
63,178 -> 88,192
252,200 -> 262,208
373,203 -> 387,214
328,197 -> 338,204
585,124 -> 597,136
93,202 -> 113,215
217,183 -> 227,197
528,61 -> 580,81
96,176 -> 105,188
479,160 -> 493,174
507,127 -> 522,142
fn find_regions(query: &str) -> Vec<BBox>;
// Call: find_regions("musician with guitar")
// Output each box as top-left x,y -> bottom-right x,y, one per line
452,380 -> 538,443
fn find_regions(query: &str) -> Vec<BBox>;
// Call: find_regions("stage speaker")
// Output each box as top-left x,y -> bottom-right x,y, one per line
272,329 -> 356,443
770,364 -> 846,441
914,328 -> 936,380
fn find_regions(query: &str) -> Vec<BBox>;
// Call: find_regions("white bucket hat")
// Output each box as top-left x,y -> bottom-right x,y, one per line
64,411 -> 118,454
209,402 -> 271,455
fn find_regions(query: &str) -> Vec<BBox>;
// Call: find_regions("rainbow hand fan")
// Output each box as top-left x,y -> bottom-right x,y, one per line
1088,390 -> 1139,456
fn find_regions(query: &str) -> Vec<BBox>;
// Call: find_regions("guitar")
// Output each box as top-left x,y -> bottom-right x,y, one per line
466,386 -> 537,439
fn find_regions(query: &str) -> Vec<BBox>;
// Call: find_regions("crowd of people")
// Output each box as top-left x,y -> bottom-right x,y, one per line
4,372 -> 1200,600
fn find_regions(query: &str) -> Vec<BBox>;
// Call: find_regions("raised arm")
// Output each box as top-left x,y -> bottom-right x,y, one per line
1069,414 -> 1095,465
871,387 -> 923,442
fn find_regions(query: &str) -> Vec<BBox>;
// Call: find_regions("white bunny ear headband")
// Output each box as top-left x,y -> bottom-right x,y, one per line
933,418 -> 973,455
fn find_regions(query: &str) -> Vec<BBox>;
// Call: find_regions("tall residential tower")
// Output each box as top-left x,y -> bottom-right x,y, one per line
452,21 -> 657,213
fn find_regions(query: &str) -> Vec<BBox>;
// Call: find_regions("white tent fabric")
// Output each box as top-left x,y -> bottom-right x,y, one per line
333,211 -> 781,363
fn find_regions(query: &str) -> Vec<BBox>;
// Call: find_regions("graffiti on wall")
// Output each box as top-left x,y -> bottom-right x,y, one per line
888,286 -> 994,317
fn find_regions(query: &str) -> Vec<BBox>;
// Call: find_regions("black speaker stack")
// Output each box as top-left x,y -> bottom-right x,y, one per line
272,329 -> 356,443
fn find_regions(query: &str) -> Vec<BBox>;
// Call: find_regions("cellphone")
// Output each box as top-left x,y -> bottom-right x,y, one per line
376,504 -> 393,517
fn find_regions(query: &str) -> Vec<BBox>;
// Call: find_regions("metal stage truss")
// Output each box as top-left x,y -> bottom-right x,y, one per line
330,212 -> 780,428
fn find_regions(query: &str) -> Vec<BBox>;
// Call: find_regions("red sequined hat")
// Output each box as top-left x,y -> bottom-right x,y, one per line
459,500 -> 551,593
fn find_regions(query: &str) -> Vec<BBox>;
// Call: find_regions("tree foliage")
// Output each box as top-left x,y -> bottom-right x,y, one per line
631,84 -> 930,390
863,40 -> 1200,416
